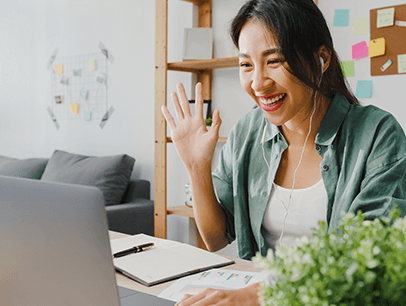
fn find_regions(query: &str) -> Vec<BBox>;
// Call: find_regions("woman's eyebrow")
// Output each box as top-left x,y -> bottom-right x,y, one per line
238,48 -> 281,58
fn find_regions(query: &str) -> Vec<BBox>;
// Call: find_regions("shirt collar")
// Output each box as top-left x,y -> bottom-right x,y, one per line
262,116 -> 281,143
316,92 -> 351,146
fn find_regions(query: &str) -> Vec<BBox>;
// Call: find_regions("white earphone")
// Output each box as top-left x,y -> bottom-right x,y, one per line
261,56 -> 325,246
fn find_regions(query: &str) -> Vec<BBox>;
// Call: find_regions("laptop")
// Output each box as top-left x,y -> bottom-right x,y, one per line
0,175 -> 175,305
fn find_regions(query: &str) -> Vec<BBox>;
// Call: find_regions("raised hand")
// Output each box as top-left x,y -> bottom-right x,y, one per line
161,82 -> 222,172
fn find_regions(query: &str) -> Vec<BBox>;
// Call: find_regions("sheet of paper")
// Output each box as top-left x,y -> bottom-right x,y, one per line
340,60 -> 354,77
158,269 -> 265,302
70,102 -> 79,115
377,7 -> 395,28
83,110 -> 92,121
55,63 -> 63,75
355,81 -> 373,98
397,54 -> 406,73
333,9 -> 350,27
369,38 -> 385,58
352,41 -> 368,60
88,59 -> 97,71
353,17 -> 369,35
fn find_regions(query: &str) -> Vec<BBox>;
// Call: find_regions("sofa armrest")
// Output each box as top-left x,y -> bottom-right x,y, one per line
105,199 -> 154,236
121,179 -> 150,203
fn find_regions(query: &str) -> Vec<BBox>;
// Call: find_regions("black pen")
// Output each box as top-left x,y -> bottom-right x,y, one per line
112,243 -> 154,258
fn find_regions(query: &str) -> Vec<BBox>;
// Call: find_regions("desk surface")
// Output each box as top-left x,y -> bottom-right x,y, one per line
109,231 -> 261,297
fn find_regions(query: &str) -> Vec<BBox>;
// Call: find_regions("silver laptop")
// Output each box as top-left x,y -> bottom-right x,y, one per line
0,175 -> 175,305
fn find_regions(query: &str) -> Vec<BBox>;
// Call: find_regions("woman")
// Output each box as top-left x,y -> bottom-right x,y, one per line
162,0 -> 406,305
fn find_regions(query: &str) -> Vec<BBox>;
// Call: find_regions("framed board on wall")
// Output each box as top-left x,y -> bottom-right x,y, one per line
370,4 -> 406,76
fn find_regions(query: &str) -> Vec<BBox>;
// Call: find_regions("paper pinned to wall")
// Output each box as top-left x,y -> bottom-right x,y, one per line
397,54 -> 406,73
88,59 -> 97,71
352,41 -> 369,59
377,7 -> 395,28
55,63 -> 63,75
340,60 -> 355,77
47,106 -> 60,130
353,17 -> 369,35
100,106 -> 114,129
70,102 -> 80,115
355,81 -> 373,98
333,9 -> 350,27
369,38 -> 385,58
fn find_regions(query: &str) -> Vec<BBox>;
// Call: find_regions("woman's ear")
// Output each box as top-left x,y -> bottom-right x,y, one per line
317,45 -> 331,74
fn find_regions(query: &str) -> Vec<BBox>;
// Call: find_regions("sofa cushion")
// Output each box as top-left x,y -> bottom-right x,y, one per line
0,155 -> 48,179
41,150 -> 135,206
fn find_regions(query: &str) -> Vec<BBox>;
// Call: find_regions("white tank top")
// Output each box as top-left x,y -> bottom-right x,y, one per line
262,179 -> 328,252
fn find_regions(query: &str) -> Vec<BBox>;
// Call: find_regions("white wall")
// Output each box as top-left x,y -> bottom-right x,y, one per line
2,0 -> 405,258
0,0 -> 156,184
319,0 -> 406,128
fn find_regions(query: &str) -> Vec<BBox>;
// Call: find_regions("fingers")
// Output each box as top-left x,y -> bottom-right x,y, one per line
161,105 -> 177,130
209,108 -> 222,135
195,82 -> 204,121
176,82 -> 192,118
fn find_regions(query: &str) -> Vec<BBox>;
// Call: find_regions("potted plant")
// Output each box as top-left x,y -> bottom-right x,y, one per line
254,207 -> 406,305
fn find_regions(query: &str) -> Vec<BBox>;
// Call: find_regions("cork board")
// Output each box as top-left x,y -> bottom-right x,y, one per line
370,4 -> 406,76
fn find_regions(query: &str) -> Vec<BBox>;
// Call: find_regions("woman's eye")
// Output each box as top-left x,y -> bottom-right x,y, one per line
239,62 -> 251,68
268,59 -> 281,65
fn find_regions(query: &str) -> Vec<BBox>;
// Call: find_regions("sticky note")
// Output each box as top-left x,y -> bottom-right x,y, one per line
73,69 -> 82,76
355,81 -> 373,98
80,89 -> 88,100
88,59 -> 97,71
395,20 -> 406,27
333,9 -> 350,27
340,60 -> 354,77
369,38 -> 385,58
70,103 -> 79,115
377,7 -> 395,28
380,59 -> 392,72
55,63 -> 63,75
397,54 -> 406,73
352,41 -> 368,60
83,110 -> 92,121
353,17 -> 369,35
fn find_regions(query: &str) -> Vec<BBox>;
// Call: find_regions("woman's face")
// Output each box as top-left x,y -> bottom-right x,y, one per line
238,21 -> 312,127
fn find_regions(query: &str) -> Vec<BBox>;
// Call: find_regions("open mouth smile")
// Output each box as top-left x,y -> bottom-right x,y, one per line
258,93 -> 287,111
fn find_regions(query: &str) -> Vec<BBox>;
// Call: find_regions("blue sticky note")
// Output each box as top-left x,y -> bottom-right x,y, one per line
333,9 -> 350,27
83,110 -> 92,121
355,81 -> 373,98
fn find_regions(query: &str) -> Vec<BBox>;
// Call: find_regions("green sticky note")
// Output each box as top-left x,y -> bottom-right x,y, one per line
333,9 -> 350,27
355,81 -> 372,98
340,60 -> 355,77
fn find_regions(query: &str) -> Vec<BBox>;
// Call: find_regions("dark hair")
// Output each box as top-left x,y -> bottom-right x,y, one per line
230,0 -> 358,106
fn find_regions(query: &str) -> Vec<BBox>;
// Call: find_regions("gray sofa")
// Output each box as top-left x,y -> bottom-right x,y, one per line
0,150 -> 154,236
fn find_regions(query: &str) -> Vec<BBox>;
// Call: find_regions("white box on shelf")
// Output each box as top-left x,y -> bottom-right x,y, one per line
183,28 -> 214,60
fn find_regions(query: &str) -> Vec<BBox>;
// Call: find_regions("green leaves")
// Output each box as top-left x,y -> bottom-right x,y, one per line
254,206 -> 406,305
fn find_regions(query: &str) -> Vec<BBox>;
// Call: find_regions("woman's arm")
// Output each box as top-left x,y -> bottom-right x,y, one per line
161,82 -> 229,251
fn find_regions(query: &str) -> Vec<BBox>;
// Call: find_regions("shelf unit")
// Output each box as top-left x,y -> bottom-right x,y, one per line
155,0 -> 318,248
154,0 -> 237,248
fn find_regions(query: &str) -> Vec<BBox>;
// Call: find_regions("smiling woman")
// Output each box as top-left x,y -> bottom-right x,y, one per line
161,0 -> 406,305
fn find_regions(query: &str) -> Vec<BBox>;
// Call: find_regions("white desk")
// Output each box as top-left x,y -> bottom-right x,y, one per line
109,231 -> 262,297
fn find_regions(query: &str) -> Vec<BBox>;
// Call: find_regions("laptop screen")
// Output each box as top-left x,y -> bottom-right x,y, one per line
0,175 -> 121,306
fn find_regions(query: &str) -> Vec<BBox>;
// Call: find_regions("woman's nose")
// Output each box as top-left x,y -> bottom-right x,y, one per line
251,68 -> 274,92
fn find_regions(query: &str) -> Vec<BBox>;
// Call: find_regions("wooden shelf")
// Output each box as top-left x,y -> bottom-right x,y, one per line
167,205 -> 194,218
168,57 -> 239,73
167,137 -> 227,143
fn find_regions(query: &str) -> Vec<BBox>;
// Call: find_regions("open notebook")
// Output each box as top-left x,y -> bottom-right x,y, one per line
110,234 -> 234,286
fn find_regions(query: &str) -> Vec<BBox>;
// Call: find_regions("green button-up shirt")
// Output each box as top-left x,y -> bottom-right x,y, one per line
212,93 -> 406,259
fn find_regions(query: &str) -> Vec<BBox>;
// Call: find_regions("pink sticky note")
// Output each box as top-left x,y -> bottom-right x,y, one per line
352,41 -> 369,60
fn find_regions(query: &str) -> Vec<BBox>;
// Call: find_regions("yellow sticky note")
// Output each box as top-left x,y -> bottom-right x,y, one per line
398,54 -> 406,74
70,102 -> 79,115
55,63 -> 63,75
377,7 -> 395,28
88,59 -> 97,72
353,17 -> 369,35
369,38 -> 385,58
